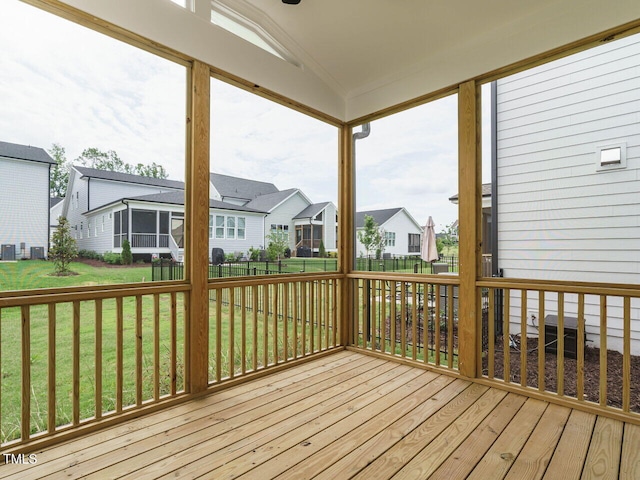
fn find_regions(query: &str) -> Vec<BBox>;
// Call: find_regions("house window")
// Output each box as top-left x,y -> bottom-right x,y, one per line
385,231 -> 396,247
408,233 -> 420,253
113,210 -> 128,248
216,215 -> 225,239
101,215 -> 105,232
270,224 -> 289,239
215,215 -> 246,239
87,221 -> 91,238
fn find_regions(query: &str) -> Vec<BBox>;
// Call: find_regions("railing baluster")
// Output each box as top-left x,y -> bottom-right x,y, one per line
390,282 -> 397,357
623,296 -> 631,412
487,288 -> 495,378
310,281 -> 315,354
262,285 -> 269,367
95,299 -> 103,418
447,285 -> 454,370
135,296 -> 143,406
380,280 -> 387,353
230,287 -> 235,378
116,297 -> 123,413
170,292 -> 177,396
21,305 -> 31,441
216,288 -> 222,381
272,284 -> 278,364
422,283 -> 428,365
252,285 -> 258,371
283,283 -> 289,360
577,293 -> 585,402
520,290 -> 527,388
317,279 -> 323,351
47,304 -> 56,433
412,282 -> 417,361
600,295 -> 607,407
292,282 -> 298,359
73,301 -> 80,425
241,287 -> 247,374
538,292 -> 545,392
557,293 -> 565,396
332,279 -> 338,347
371,279 -> 377,352
435,282 -> 441,367
302,282 -> 307,356
400,282 -> 407,358
503,289 -> 511,384
153,294 -> 160,400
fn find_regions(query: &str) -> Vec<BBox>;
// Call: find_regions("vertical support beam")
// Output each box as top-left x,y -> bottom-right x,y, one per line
338,124 -> 354,346
186,60 -> 210,393
457,80 -> 482,377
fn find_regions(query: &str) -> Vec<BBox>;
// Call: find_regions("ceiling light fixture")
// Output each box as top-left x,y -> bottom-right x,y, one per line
282,0 -> 301,4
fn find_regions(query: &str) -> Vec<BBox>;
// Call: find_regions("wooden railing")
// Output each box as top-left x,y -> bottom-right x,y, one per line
478,277 -> 640,422
348,273 -> 462,372
207,275 -> 342,383
0,283 -> 189,450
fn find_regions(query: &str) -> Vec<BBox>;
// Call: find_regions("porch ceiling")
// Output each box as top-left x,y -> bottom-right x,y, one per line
54,0 -> 640,121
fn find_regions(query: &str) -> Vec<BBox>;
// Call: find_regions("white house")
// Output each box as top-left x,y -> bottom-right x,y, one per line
210,173 -> 337,257
355,207 -> 422,258
494,33 -> 640,353
0,141 -> 55,260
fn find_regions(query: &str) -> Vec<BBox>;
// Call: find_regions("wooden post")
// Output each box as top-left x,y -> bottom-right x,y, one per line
457,80 -> 482,377
338,124 -> 354,346
186,60 -> 210,393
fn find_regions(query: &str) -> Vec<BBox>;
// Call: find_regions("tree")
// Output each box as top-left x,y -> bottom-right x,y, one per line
49,143 -> 69,198
357,215 -> 385,258
266,231 -> 288,261
76,147 -> 168,179
121,239 -> 133,265
49,216 -> 78,275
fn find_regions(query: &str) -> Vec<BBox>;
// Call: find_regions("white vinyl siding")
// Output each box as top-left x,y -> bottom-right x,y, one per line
266,192 -> 309,251
0,157 -> 51,257
495,33 -> 640,353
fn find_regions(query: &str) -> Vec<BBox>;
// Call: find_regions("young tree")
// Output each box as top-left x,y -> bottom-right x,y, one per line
49,143 -> 69,198
266,230 -> 288,261
49,216 -> 78,275
357,214 -> 385,258
76,148 -> 168,179
121,238 -> 133,265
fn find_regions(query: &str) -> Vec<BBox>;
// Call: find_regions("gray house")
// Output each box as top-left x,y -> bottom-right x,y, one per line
355,207 -> 422,257
0,141 -> 55,260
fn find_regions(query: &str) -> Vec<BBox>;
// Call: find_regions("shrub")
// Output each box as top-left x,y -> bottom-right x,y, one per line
102,252 -> 122,265
248,247 -> 261,261
121,239 -> 133,265
49,216 -> 78,275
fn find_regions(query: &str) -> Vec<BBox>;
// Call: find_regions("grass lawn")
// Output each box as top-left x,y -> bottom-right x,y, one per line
0,260 -> 152,291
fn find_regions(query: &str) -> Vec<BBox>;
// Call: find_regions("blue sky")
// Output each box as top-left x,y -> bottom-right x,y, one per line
1,1 -> 491,231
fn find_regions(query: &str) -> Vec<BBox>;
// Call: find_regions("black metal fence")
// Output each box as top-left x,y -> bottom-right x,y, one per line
151,255 -> 460,281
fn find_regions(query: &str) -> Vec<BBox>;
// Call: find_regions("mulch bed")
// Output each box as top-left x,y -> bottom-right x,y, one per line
75,258 -> 149,268
484,335 -> 640,413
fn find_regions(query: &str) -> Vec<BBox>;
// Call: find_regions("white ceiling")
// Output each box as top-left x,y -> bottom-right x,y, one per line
56,0 -> 640,122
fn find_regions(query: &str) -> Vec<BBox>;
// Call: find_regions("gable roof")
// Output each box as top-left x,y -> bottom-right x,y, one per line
355,208 -> 404,229
50,197 -> 64,208
74,165 -> 185,190
0,141 -> 55,165
244,188 -> 300,212
448,183 -> 492,203
86,191 -> 266,214
210,173 -> 279,202
294,202 -> 331,220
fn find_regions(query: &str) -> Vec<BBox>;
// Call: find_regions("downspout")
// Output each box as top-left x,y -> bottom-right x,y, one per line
352,123 -> 370,269
48,163 -> 52,256
353,123 -> 371,341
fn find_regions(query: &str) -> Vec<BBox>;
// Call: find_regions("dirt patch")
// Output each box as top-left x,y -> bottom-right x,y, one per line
484,335 -> 640,412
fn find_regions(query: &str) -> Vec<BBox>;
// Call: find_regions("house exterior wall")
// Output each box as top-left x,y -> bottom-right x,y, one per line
496,33 -> 640,353
209,210 -> 264,258
322,203 -> 338,251
0,157 -> 50,258
356,210 -> 422,257
265,193 -> 310,251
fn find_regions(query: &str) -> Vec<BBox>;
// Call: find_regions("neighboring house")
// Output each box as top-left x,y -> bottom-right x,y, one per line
61,166 -> 336,260
49,197 -> 64,242
0,140 -> 55,260
355,207 -> 422,257
210,173 -> 337,256
493,33 -> 640,353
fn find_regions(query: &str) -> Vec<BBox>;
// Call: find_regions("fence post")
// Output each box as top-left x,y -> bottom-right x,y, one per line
278,260 -> 282,273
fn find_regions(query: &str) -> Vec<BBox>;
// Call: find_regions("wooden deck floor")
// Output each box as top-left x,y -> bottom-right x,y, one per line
1,350 -> 639,479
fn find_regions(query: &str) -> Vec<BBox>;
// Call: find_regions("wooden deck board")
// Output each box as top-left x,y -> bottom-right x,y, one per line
0,350 -> 637,480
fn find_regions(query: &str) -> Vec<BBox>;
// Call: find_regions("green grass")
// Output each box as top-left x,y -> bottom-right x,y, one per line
0,260 -> 152,291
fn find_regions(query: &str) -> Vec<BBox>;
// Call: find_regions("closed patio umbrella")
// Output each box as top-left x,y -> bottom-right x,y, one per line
421,216 -> 438,263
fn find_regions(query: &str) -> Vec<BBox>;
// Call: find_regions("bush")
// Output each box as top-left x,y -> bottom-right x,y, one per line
78,249 -> 101,260
248,247 -> 261,261
102,252 -> 122,265
121,239 -> 133,265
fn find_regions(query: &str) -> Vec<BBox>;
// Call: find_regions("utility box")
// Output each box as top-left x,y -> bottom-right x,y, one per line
544,315 -> 584,359
1,244 -> 16,261
30,246 -> 45,259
